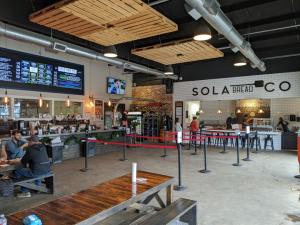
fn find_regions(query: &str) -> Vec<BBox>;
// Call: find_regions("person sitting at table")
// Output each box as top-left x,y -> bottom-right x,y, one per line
0,139 -> 7,162
3,130 -> 28,160
9,135 -> 51,198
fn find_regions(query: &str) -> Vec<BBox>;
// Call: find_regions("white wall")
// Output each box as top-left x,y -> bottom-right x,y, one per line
271,98 -> 300,129
0,35 -> 133,121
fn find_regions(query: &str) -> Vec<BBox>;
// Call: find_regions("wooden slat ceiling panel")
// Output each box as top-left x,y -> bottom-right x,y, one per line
131,39 -> 224,65
30,0 -> 178,46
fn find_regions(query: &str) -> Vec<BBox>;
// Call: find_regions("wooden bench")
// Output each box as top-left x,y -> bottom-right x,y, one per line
139,198 -> 197,225
98,198 -> 197,225
13,172 -> 54,194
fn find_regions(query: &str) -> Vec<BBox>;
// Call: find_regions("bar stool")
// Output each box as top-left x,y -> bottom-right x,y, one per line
264,134 -> 274,151
250,132 -> 261,151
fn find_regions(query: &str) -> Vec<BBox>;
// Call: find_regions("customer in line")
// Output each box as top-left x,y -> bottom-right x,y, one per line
3,130 -> 28,160
190,116 -> 199,147
175,118 -> 182,132
9,135 -> 51,198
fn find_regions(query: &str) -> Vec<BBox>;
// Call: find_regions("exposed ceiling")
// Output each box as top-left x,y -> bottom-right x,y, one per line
0,0 -> 300,83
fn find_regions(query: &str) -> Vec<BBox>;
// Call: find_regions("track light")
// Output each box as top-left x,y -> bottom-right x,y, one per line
4,90 -> 8,104
164,65 -> 174,75
39,93 -> 43,108
193,21 -> 212,41
234,53 -> 247,67
103,46 -> 118,58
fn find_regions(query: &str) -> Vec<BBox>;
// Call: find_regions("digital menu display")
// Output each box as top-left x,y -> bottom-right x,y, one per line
0,47 -> 84,95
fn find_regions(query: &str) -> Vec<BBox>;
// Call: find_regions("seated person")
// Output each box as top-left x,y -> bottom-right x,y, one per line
4,130 -> 28,160
9,135 -> 51,198
0,141 -> 7,162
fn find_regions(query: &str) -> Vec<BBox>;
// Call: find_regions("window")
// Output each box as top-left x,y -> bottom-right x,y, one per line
54,101 -> 83,115
14,98 -> 51,118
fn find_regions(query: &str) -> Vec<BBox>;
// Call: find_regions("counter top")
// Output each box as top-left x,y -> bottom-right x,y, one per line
203,129 -> 281,135
0,129 -> 123,141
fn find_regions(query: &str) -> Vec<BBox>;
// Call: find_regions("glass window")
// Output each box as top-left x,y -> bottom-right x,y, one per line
0,97 -> 11,118
14,98 -> 51,118
54,101 -> 83,116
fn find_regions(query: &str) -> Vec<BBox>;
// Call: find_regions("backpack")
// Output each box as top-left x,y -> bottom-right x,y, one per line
0,177 -> 14,197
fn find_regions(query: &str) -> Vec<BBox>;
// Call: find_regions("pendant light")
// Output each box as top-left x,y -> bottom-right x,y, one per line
236,100 -> 242,114
164,65 -> 174,75
217,101 -> 222,114
103,46 -> 118,58
66,96 -> 71,107
39,93 -> 43,108
193,21 -> 212,41
4,90 -> 8,104
258,99 -> 264,114
233,53 -> 247,67
108,99 -> 112,107
89,95 -> 94,107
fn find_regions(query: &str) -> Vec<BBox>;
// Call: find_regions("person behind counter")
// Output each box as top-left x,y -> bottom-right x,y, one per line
226,113 -> 237,129
2,130 -> 28,161
8,135 -> 51,198
277,117 -> 289,132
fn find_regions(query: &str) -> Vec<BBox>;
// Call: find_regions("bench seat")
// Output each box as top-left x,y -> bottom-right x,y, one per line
13,172 -> 54,194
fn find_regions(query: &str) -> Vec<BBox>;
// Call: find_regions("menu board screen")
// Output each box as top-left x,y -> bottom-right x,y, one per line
0,47 -> 84,95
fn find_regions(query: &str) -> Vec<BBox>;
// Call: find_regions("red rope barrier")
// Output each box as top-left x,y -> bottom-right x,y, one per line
82,138 -> 177,149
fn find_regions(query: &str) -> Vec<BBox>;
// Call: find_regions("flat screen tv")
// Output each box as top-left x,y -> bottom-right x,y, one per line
107,77 -> 126,95
0,47 -> 84,95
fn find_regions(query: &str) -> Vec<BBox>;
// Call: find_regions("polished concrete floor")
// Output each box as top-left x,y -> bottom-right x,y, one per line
1,146 -> 300,225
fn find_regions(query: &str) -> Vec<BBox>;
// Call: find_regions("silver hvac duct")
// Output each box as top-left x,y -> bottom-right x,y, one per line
0,22 -> 178,79
185,0 -> 266,72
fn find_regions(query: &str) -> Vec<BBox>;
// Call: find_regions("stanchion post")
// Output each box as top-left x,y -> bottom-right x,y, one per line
191,131 -> 198,155
243,130 -> 251,161
220,135 -> 227,154
80,138 -> 89,172
174,131 -> 187,191
120,130 -> 128,161
161,130 -> 168,158
199,137 -> 210,173
233,133 -> 241,167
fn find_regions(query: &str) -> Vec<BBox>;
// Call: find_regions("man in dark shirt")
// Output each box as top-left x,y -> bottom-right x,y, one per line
9,135 -> 51,198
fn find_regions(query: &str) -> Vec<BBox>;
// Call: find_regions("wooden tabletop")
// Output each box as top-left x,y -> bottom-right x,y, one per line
7,171 -> 175,225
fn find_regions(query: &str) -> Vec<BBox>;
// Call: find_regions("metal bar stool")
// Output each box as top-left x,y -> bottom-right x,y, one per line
264,134 -> 274,151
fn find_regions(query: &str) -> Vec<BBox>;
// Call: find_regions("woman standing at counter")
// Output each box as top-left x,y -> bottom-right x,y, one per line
277,117 -> 289,132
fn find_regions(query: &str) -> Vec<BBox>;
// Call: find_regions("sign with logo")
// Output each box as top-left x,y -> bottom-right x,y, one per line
174,72 -> 300,101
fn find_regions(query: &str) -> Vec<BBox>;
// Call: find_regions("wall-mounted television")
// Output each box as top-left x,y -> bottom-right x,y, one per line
0,47 -> 84,95
107,77 -> 126,95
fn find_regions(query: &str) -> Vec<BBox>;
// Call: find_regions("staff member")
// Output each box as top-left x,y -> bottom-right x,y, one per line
3,130 -> 28,160
9,135 -> 51,198
277,117 -> 289,132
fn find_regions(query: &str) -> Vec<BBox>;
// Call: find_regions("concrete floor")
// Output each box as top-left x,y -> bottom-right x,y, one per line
1,146 -> 300,225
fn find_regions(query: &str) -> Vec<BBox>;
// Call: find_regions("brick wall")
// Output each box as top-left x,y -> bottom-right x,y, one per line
131,85 -> 173,114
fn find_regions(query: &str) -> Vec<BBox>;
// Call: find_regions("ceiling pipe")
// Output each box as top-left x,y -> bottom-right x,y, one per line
148,0 -> 171,6
0,22 -> 178,80
185,0 -> 266,72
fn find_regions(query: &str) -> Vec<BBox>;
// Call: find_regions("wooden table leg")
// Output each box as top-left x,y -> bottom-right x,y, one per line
166,184 -> 173,206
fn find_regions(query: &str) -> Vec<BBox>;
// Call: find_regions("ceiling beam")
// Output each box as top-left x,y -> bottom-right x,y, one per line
221,0 -> 280,13
235,12 -> 300,30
